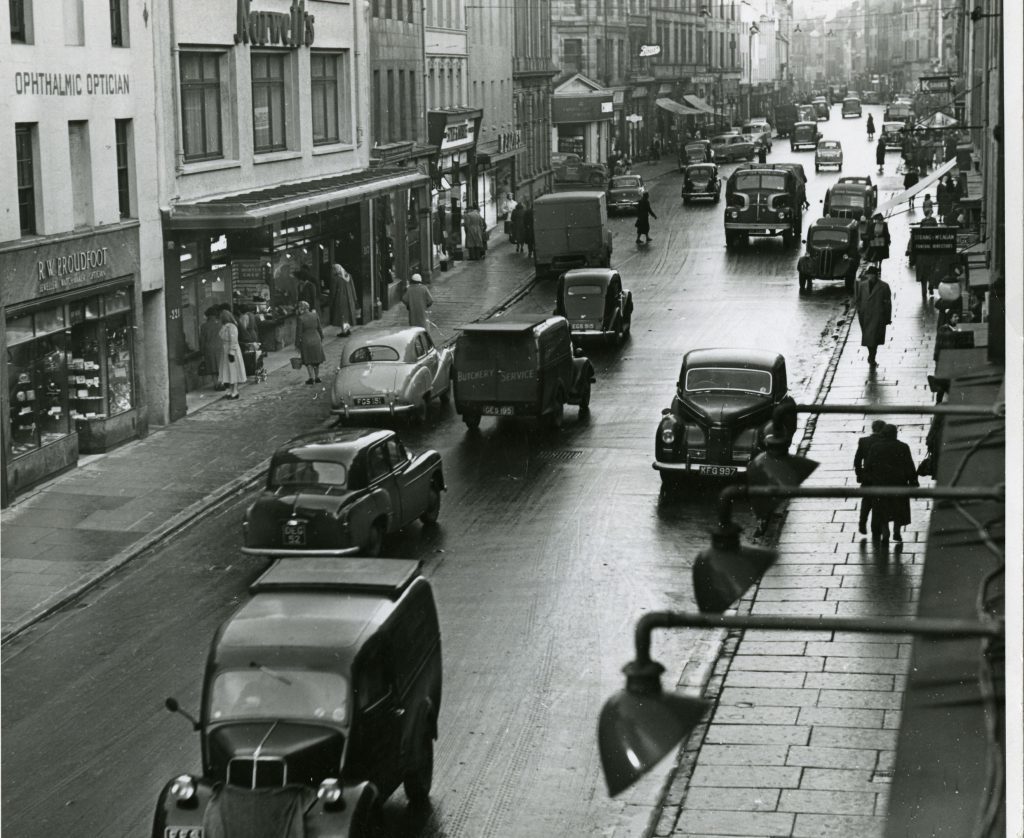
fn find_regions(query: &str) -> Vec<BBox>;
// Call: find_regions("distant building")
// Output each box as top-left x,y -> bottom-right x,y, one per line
513,0 -> 557,200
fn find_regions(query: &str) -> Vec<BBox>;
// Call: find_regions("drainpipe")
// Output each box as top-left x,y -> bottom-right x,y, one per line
167,0 -> 185,174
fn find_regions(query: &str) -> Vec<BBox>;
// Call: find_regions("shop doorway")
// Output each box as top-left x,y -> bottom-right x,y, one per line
328,205 -> 366,326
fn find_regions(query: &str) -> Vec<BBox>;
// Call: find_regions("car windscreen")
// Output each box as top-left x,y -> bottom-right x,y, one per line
566,284 -> 603,296
819,142 -> 840,149
832,191 -> 864,207
685,367 -> 772,396
270,459 -> 348,489
810,229 -> 851,245
733,172 -> 788,192
610,177 -> 640,188
209,668 -> 350,724
741,124 -> 764,134
348,345 -> 400,363
688,167 -> 714,178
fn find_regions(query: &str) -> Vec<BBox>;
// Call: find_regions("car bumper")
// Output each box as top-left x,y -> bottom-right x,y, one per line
817,159 -> 842,166
240,545 -> 362,557
685,188 -> 717,198
725,222 -> 795,233
331,402 -> 418,418
652,460 -> 747,475
609,201 -> 639,210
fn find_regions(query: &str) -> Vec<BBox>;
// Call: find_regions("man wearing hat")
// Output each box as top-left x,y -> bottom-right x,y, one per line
854,265 -> 892,367
853,419 -> 887,534
401,273 -> 434,330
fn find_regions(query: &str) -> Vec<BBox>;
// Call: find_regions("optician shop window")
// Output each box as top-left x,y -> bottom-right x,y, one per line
6,287 -> 135,459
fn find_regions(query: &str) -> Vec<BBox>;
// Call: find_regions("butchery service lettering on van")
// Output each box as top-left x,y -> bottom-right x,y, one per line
457,369 -> 534,382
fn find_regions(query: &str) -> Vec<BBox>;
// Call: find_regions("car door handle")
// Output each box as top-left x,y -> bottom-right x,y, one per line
393,707 -> 405,718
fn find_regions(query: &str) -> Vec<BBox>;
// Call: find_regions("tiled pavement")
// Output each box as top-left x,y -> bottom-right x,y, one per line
657,215 -> 940,837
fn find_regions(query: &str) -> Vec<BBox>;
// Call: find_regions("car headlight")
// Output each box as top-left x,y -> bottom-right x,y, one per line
777,210 -> 786,219
729,210 -> 739,219
169,775 -> 196,803
661,427 -> 675,445
318,778 -> 343,806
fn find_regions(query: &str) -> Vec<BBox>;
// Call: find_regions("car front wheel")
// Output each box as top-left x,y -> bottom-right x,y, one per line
364,521 -> 384,557
545,399 -> 565,429
403,723 -> 434,806
420,485 -> 441,525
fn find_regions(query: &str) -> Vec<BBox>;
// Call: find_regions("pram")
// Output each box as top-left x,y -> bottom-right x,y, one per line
243,343 -> 268,382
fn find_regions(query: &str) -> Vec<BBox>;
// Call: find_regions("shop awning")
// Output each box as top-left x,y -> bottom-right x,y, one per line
682,94 -> 725,117
657,83 -> 674,95
875,157 -> 957,215
630,87 -> 648,98
916,111 -> 958,129
656,97 -> 706,116
162,168 -> 429,230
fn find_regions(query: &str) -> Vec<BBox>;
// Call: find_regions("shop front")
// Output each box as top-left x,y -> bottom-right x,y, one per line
2,225 -> 145,502
552,75 -> 615,167
161,168 -> 430,420
475,127 -> 522,231
427,108 -> 483,265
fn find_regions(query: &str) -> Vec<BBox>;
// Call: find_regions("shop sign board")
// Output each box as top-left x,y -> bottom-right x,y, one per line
235,0 -> 315,47
13,71 -> 130,96
440,120 -> 475,151
919,75 -> 952,93
911,226 -> 957,254
552,95 -> 615,124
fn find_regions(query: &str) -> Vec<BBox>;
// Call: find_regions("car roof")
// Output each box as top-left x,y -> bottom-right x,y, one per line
832,182 -> 870,194
736,163 -> 804,182
818,140 -> 841,146
609,174 -> 642,183
794,120 -> 817,127
458,315 -> 553,334
683,348 -> 784,371
274,428 -> 392,460
534,191 -> 604,204
342,327 -> 425,354
686,162 -> 716,170
839,175 -> 872,184
252,557 -> 422,598
562,268 -> 618,285
883,122 -> 904,129
843,96 -> 861,101
812,217 -> 857,231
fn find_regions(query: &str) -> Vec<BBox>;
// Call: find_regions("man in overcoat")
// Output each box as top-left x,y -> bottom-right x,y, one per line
854,266 -> 892,367
853,419 -> 887,534
863,424 -> 918,543
401,273 -> 434,329
327,264 -> 359,336
463,205 -> 486,260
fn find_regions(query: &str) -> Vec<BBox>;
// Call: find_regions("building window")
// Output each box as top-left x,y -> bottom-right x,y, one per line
63,0 -> 83,44
311,52 -> 340,145
15,123 -> 36,235
387,69 -> 395,141
10,0 -> 30,42
115,119 -> 133,218
181,52 -> 223,161
252,51 -> 287,153
563,38 -> 583,73
109,0 -> 126,46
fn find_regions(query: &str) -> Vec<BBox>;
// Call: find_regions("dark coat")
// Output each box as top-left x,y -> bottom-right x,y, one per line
854,277 -> 892,349
854,431 -> 884,484
296,275 -> 320,310
903,170 -> 920,190
510,204 -> 526,244
635,196 -> 657,235
864,220 -> 891,261
523,208 -> 535,249
866,114 -> 875,134
875,139 -> 886,166
864,436 -> 917,526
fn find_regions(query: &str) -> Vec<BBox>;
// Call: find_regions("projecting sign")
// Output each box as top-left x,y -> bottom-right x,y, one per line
638,44 -> 661,57
910,226 -> 957,254
919,75 -> 952,93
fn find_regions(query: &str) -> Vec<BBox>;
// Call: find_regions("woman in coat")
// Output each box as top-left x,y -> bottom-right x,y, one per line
854,267 -> 892,367
863,424 -> 918,543
863,213 -> 890,262
463,205 -> 486,260
875,136 -> 886,172
523,203 -> 535,257
510,203 -> 526,253
199,307 -> 223,387
295,300 -> 326,384
327,264 -> 359,336
937,175 -> 953,220
634,192 -> 657,244
866,113 -> 875,141
218,309 -> 247,399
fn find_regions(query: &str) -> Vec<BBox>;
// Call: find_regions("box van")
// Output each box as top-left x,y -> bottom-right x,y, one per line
532,192 -> 613,279
452,316 -> 595,429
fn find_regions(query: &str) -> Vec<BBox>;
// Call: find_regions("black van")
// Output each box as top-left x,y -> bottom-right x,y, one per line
724,166 -> 803,248
155,558 -> 443,838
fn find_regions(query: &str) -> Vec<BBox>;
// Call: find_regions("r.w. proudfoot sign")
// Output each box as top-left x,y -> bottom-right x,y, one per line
235,0 -> 315,47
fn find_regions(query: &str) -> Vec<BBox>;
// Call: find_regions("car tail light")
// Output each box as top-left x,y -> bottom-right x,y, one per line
169,775 -> 197,803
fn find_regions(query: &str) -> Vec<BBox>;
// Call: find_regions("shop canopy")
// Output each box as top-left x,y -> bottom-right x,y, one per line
875,157 -> 957,216
162,168 -> 429,230
655,97 -> 706,117
682,94 -> 725,117
917,111 -> 959,129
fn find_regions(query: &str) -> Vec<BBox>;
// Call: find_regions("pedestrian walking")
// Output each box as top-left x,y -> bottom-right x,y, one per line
937,175 -> 951,220
863,424 -> 918,544
294,265 -> 320,311
756,144 -> 768,163
903,166 -> 920,209
935,266 -> 965,327
199,307 -> 223,388
463,205 -> 486,260
501,193 -> 518,241
875,135 -> 886,173
218,309 -> 246,399
949,173 -> 964,202
295,300 -> 326,384
327,263 -> 359,336
511,202 -> 526,253
922,193 -> 933,216
523,202 -> 535,258
635,191 -> 657,244
863,212 -> 891,262
866,113 -> 875,141
854,419 -> 888,535
854,265 -> 892,367
401,273 -> 434,330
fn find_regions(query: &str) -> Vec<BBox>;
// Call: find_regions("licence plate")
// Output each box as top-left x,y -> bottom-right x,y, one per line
698,465 -> 738,477
282,520 -> 307,546
481,405 -> 515,416
353,396 -> 385,406
571,321 -> 595,331
166,830 -> 204,838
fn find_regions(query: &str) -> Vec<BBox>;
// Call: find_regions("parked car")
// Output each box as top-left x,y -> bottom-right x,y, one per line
154,557 -> 443,838
883,102 -> 914,123
551,151 -> 608,186
452,316 -> 595,429
741,121 -> 773,151
881,122 -> 904,150
682,162 -> 722,203
653,348 -> 789,483
606,174 -> 645,214
790,121 -> 822,151
554,268 -> 633,345
811,97 -> 831,121
823,181 -> 877,220
796,104 -> 816,123
532,191 -> 613,279
815,139 -> 844,172
330,327 -> 452,424
841,97 -> 862,118
711,133 -> 755,162
798,217 -> 861,292
679,139 -> 714,168
724,165 -> 804,248
861,90 -> 881,104
241,428 -> 445,557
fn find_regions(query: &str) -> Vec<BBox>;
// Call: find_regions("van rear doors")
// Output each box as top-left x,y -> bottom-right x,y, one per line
453,321 -> 541,414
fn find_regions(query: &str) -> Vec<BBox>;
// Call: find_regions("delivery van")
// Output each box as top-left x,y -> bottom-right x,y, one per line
532,192 -> 613,279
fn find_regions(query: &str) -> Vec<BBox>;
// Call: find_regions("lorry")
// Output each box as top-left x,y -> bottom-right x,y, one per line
532,191 -> 613,279
724,165 -> 804,249
774,104 -> 798,137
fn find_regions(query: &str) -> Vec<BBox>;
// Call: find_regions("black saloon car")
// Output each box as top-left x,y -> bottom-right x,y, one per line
154,558 -> 443,838
682,163 -> 722,203
606,174 -> 645,214
798,217 -> 861,292
554,268 -> 633,345
653,348 -> 788,483
241,428 -> 444,557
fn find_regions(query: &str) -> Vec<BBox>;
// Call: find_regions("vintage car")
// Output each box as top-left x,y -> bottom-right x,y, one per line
606,174 -> 645,214
815,139 -> 844,172
798,217 -> 861,292
724,165 -> 803,248
682,162 -> 722,203
861,89 -> 881,104
154,558 -> 443,838
790,121 -> 822,151
679,139 -> 714,168
881,122 -> 905,150
653,348 -> 789,482
823,181 -> 877,220
453,316 -> 595,429
330,327 -> 453,424
241,428 -> 445,557
554,268 -> 633,345
741,120 -> 773,151
841,97 -> 862,118
710,133 -> 756,162
883,102 -> 914,123
811,97 -> 831,121
551,151 -> 608,186
796,104 -> 816,123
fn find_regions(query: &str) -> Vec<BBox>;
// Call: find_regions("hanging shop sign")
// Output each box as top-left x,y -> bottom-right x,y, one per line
427,109 -> 483,153
552,94 -> 615,124
910,226 -> 957,255
919,75 -> 952,93
235,0 -> 315,47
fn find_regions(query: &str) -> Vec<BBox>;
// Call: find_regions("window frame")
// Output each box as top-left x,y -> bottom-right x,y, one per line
310,51 -> 340,146
114,119 -> 134,218
15,123 -> 37,236
180,51 -> 225,162
251,50 -> 288,154
108,0 -> 127,46
10,0 -> 31,42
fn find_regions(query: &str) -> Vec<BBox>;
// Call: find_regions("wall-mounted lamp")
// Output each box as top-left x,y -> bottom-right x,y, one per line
970,6 -> 1000,21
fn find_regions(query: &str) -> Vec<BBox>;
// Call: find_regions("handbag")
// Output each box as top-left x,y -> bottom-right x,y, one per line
289,357 -> 303,370
916,456 -> 932,477
227,353 -> 236,363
